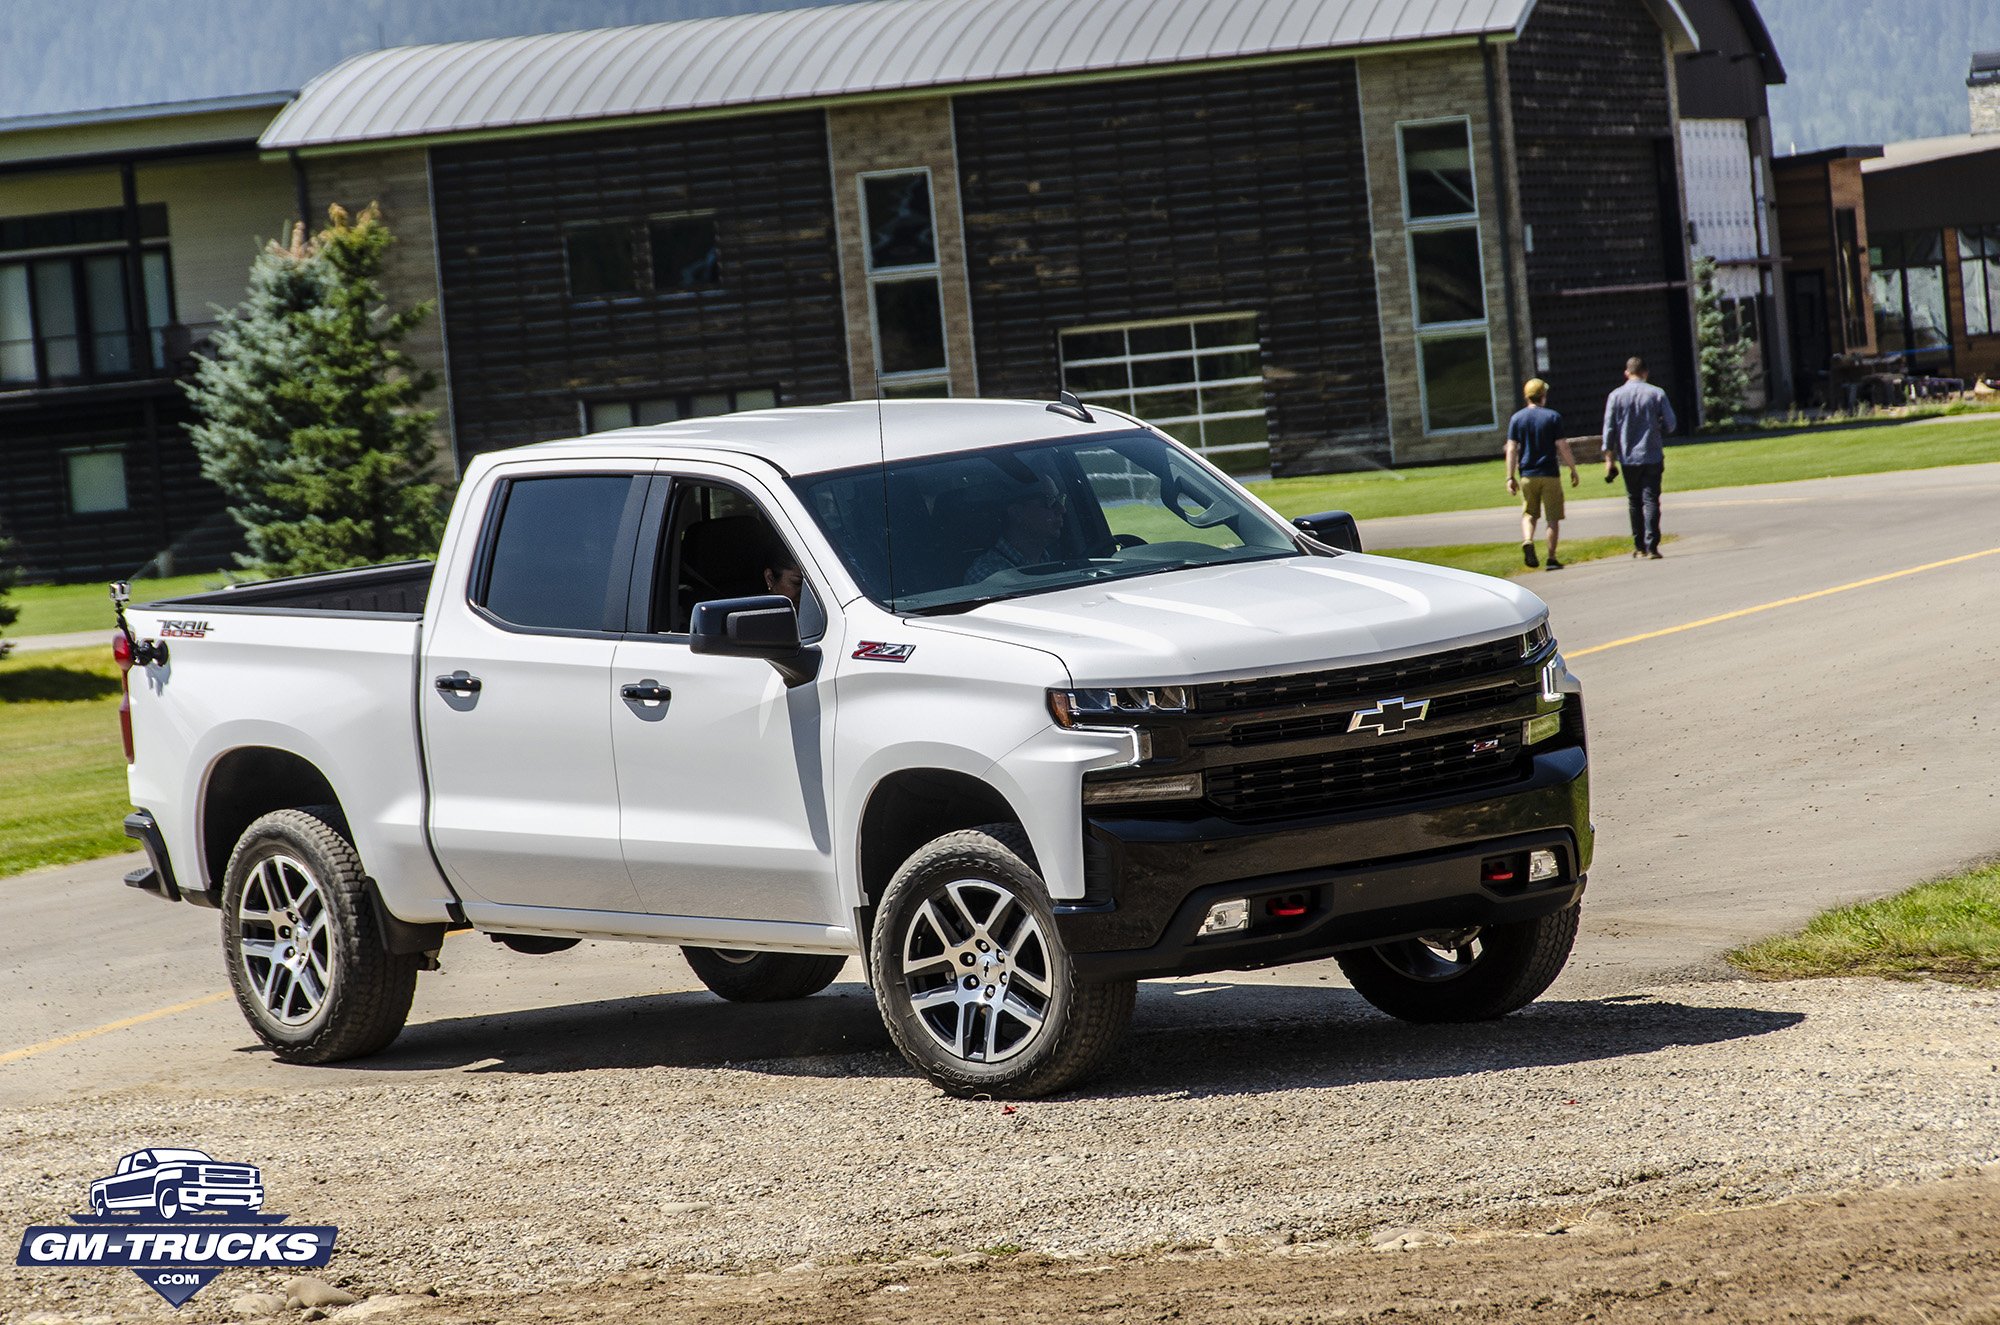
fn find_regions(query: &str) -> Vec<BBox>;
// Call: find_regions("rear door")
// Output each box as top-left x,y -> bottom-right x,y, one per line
422,460 -> 653,912
610,469 -> 843,924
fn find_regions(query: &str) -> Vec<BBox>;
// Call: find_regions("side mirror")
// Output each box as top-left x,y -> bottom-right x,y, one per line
689,595 -> 820,686
1293,510 -> 1363,553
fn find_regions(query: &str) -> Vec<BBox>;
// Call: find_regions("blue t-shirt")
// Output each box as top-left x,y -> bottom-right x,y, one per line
1506,405 -> 1564,478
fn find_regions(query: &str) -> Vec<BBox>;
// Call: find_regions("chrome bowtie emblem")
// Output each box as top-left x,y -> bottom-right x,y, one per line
1348,696 -> 1431,736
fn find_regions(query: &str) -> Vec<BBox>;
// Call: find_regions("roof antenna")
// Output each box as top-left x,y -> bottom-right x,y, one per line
875,380 -> 897,612
1047,389 -> 1093,423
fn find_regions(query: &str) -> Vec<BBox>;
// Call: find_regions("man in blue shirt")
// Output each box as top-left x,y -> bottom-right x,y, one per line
1504,378 -> 1579,570
1602,356 -> 1679,559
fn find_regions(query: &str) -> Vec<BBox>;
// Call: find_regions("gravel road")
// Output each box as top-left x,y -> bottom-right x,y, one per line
5,974 -> 1997,1320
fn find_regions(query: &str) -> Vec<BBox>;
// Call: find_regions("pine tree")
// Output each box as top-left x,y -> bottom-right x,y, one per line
0,525 -> 19,658
185,205 -> 448,577
1693,256 -> 1749,427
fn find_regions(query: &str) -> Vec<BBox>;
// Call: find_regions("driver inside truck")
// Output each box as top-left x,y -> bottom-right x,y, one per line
963,473 -> 1067,584
762,540 -> 804,606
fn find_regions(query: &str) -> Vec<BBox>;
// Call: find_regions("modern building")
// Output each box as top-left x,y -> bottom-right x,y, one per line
1771,146 -> 1878,404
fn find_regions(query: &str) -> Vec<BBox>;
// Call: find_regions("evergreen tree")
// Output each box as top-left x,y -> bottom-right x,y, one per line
1693,256 -> 1750,426
0,525 -> 19,658
185,205 -> 448,576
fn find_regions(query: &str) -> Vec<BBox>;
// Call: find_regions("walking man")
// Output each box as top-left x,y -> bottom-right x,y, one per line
1504,378 -> 1579,570
1602,356 -> 1678,559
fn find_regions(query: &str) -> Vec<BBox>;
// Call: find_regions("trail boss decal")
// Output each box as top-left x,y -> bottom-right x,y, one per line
852,641 -> 916,663
158,620 -> 212,639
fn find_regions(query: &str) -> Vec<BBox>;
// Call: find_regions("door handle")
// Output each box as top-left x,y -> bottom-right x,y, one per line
620,681 -> 672,705
435,672 -> 482,696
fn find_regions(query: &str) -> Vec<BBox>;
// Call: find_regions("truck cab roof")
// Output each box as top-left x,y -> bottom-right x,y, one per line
516,398 -> 1144,477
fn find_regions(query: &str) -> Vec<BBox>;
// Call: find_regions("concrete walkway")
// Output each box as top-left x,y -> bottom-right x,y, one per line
5,629 -> 113,655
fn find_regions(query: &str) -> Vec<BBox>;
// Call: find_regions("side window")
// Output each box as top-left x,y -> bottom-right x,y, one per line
651,481 -> 822,638
477,475 -> 642,632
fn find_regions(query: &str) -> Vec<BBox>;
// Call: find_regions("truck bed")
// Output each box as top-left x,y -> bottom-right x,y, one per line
162,561 -> 434,618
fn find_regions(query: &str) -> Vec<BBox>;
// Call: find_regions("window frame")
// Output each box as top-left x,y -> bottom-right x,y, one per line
576,386 -> 780,434
634,474 -> 828,643
858,166 -> 951,396
1397,116 -> 1497,436
0,241 -> 173,389
465,470 -> 653,639
62,443 -> 131,516
1960,225 -> 2000,339
561,220 -> 641,301
1056,312 -> 1269,460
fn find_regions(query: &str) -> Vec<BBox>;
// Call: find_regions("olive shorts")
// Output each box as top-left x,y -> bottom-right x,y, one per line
1520,475 -> 1565,521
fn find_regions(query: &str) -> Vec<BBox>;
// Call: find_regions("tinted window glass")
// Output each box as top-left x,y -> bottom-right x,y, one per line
565,225 -> 635,297
1402,121 -> 1476,220
1420,334 -> 1495,431
863,173 -> 937,269
1411,228 -> 1486,326
649,216 -> 720,289
873,276 -> 946,374
481,476 -> 637,631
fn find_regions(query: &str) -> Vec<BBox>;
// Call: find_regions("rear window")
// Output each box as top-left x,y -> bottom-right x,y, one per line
477,475 -> 640,632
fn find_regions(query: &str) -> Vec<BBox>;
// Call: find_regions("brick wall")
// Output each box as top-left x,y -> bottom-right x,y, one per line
1973,84 -> 2000,136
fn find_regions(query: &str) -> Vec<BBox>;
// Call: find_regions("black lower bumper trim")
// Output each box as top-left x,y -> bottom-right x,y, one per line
122,809 -> 193,906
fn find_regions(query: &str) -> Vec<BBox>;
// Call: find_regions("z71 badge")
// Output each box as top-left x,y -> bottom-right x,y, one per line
158,620 -> 212,639
851,641 -> 915,663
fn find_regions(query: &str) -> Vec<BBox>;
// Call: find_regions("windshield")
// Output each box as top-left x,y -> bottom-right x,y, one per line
791,429 -> 1302,613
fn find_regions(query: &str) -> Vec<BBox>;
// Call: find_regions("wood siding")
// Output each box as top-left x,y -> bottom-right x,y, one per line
1510,0 -> 1695,433
950,61 -> 1388,476
428,112 -> 847,457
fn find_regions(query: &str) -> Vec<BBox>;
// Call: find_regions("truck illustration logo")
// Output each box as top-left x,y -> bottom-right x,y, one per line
1348,696 -> 1431,736
89,1148 -> 264,1221
17,1147 -> 335,1308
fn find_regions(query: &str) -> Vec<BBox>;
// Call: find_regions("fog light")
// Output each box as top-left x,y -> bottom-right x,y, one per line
1199,899 -> 1249,936
1528,849 -> 1559,883
1524,711 -> 1561,745
1083,772 -> 1204,805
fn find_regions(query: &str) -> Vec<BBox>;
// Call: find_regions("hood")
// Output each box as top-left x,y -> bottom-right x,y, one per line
909,553 -> 1547,684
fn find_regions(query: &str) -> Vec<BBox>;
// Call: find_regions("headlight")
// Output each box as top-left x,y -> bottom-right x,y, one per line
1048,686 -> 1190,728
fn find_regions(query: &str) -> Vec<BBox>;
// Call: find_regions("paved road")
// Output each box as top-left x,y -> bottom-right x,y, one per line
3,462 -> 1997,1102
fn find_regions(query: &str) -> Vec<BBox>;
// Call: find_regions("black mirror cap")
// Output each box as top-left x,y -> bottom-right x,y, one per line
1293,510 -> 1362,553
689,595 -> 820,686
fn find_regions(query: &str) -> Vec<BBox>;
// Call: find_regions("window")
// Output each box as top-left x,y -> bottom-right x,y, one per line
1400,119 -> 1496,433
649,215 -> 720,291
65,446 -> 128,514
1960,226 -> 2000,337
565,224 -> 636,297
582,387 -> 777,433
478,475 -> 641,632
1059,314 -> 1268,470
1869,231 -> 1949,359
1835,209 -> 1868,348
0,248 -> 170,387
861,170 -> 949,395
651,481 -> 821,636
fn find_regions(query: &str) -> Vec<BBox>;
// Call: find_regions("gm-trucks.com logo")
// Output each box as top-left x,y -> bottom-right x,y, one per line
14,1147 -> 337,1307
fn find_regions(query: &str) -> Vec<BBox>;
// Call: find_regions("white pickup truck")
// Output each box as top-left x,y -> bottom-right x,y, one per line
115,398 -> 1589,1098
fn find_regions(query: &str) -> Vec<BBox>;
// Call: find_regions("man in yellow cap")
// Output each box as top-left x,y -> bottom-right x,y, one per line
1504,378 -> 1579,570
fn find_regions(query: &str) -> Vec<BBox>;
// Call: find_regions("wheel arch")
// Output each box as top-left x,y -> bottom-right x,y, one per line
199,747 -> 347,895
854,769 -> 1025,952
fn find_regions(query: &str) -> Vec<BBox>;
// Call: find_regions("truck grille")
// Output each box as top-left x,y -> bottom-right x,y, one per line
1195,635 -> 1529,714
1204,722 -> 1528,821
1212,677 -> 1529,748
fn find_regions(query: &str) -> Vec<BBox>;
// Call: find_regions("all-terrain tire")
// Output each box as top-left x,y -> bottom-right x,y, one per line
221,806 -> 421,1064
1335,904 -> 1580,1023
682,947 -> 849,1002
870,823 -> 1134,1099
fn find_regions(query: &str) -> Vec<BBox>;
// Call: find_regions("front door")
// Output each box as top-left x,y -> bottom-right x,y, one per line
611,474 -> 841,924
423,466 -> 651,912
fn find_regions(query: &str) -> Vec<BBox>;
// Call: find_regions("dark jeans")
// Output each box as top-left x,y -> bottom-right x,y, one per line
1621,463 -> 1663,552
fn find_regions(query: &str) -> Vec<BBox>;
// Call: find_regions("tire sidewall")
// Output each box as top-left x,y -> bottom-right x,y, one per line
222,816 -> 349,1048
870,830 -> 1078,1093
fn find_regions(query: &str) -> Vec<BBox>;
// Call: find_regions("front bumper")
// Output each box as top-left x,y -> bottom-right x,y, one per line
1058,745 -> 1591,981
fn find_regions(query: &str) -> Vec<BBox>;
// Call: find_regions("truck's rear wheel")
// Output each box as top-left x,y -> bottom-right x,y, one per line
1335,905 -> 1579,1023
221,807 -> 420,1064
681,947 -> 848,1002
870,824 -> 1133,1099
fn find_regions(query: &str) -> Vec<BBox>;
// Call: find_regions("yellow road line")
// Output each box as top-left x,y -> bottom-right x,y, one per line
0,991 -> 230,1066
1570,546 -> 2000,658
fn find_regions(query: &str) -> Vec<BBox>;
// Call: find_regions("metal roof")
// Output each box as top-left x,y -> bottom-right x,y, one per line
263,0 -> 1698,154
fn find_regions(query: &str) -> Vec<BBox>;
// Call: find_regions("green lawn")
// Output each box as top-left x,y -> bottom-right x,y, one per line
1246,415 -> 2000,523
1373,535 -> 1646,580
1730,860 -> 2000,986
0,646 -> 138,878
7,571 -> 258,639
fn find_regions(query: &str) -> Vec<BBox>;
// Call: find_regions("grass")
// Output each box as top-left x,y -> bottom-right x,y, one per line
1245,414 -> 2000,523
7,571 -> 259,640
1373,534 -> 1646,580
1729,860 -> 2000,986
0,646 -> 138,878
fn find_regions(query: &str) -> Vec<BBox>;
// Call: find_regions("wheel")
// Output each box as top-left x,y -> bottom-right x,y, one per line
1335,905 -> 1579,1023
155,1185 -> 181,1220
90,1189 -> 106,1215
869,823 -> 1134,1099
681,946 -> 848,1002
221,806 -> 421,1064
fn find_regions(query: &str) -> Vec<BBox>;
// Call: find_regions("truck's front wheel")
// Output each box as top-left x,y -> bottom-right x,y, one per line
870,824 -> 1133,1099
221,807 -> 420,1064
1335,905 -> 1579,1023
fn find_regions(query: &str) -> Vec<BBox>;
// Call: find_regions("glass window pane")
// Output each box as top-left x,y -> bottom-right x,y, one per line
1130,387 -> 1198,421
67,449 -> 129,514
1411,227 -> 1486,326
1200,381 -> 1265,414
1064,360 -> 1128,393
86,254 -> 131,375
1194,315 -> 1257,348
481,476 -> 636,631
1871,270 -> 1907,354
1420,334 -> 1495,431
1907,265 -> 1949,350
33,261 -> 80,379
1128,323 -> 1193,356
1963,254 -> 1992,337
565,225 -> 635,297
1986,260 -> 2000,336
142,251 -> 171,368
881,377 -> 950,399
649,216 -> 720,290
873,276 -> 946,374
635,398 -> 682,425
689,392 -> 732,417
1201,413 -> 1270,448
1198,348 -> 1260,380
586,401 -> 634,432
1131,355 -> 1194,388
863,173 -> 937,270
1060,329 -> 1123,360
735,388 -> 777,410
0,264 -> 32,382
1402,121 -> 1477,220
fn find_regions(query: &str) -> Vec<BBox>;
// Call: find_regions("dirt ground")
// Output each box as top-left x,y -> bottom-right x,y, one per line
341,1169 -> 2000,1324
